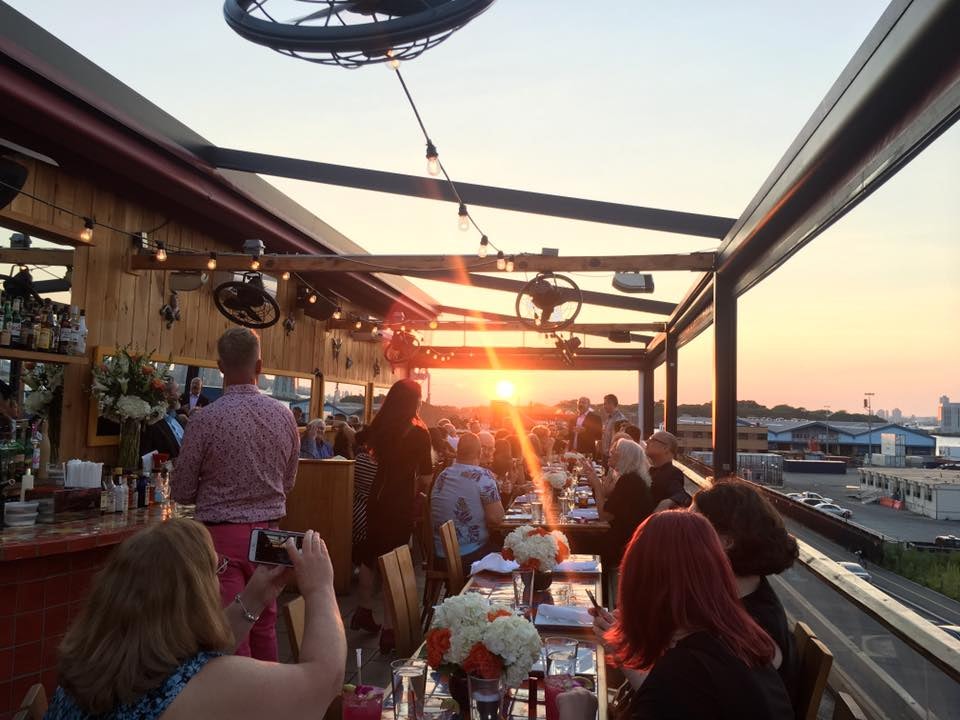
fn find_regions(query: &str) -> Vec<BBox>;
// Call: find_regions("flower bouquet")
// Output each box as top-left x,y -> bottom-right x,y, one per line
543,468 -> 571,492
426,593 -> 542,692
501,525 -> 570,573
23,362 -> 64,463
90,347 -> 172,469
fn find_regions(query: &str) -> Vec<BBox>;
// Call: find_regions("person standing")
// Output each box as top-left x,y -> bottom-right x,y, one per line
179,376 -> 211,416
141,379 -> 184,459
645,429 -> 691,510
600,394 -> 628,457
171,328 -> 300,661
352,378 -> 433,652
569,396 -> 602,457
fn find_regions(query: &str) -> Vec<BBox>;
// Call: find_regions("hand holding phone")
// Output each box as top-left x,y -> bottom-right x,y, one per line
248,528 -> 306,567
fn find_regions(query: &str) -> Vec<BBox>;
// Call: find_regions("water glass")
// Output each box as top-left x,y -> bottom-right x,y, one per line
512,569 -> 534,616
391,659 -> 427,720
468,674 -> 505,720
530,501 -> 544,524
545,645 -> 577,676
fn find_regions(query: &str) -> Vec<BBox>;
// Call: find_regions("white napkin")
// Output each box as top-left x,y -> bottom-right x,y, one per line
535,604 -> 593,627
505,512 -> 533,521
555,558 -> 600,573
567,508 -> 599,521
470,552 -> 519,576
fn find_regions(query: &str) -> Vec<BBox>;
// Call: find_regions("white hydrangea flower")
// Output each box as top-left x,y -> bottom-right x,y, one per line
544,470 -> 569,490
503,526 -> 570,573
116,395 -> 151,420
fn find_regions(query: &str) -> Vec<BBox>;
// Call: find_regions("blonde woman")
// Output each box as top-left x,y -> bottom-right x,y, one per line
584,439 -> 655,565
46,519 -> 345,720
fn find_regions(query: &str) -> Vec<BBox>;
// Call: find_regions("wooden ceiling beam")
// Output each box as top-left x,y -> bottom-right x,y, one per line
0,248 -> 74,266
399,320 -> 664,333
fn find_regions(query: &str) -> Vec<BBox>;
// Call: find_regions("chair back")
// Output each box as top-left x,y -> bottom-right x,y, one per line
832,692 -> 868,720
17,683 -> 48,720
793,621 -> 833,720
379,544 -> 424,657
282,595 -> 306,662
439,520 -> 465,595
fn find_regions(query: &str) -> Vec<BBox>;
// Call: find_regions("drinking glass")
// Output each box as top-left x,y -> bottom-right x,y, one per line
421,697 -> 452,720
543,673 -> 584,720
391,659 -> 427,720
468,674 -> 505,720
530,501 -> 544,524
512,569 -> 534,616
343,688 -> 385,720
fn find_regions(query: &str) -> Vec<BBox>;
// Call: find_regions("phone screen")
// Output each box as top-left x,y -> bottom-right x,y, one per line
251,529 -> 304,566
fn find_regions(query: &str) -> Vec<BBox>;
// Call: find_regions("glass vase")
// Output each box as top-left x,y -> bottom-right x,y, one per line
118,417 -> 142,472
467,675 -> 505,720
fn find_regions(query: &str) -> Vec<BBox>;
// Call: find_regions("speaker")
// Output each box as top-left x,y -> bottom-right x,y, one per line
0,158 -> 28,209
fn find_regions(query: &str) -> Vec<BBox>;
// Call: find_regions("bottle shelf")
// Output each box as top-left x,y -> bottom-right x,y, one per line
0,348 -> 86,365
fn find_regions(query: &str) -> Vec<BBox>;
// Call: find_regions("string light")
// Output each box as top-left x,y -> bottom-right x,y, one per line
458,203 -> 469,232
425,141 -> 440,176
505,256 -> 515,273
386,49 -> 400,70
429,320 -> 438,330
155,241 -> 167,263
281,271 -> 291,281
478,235 -> 489,258
308,293 -> 318,304
79,218 -> 94,242
207,252 -> 217,270
496,250 -> 506,271
333,306 -> 343,320
355,319 -> 363,330
250,257 -> 261,271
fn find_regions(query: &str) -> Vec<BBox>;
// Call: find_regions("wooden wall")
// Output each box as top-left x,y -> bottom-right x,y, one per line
1,158 -> 393,462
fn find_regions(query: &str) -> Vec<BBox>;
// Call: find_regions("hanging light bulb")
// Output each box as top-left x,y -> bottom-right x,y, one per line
425,141 -> 440,176
308,293 -> 318,304
386,49 -> 400,70
355,319 -> 363,330
429,319 -> 438,330
206,252 -> 217,270
496,250 -> 506,271
458,204 -> 470,232
250,257 -> 261,271
281,271 -> 291,281
505,256 -> 515,273
333,306 -> 342,320
155,241 -> 167,263
478,235 -> 489,258
371,326 -> 381,339
400,324 -> 406,332
79,218 -> 94,243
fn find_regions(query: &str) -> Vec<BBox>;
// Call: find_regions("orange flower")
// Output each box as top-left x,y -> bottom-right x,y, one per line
487,609 -> 512,622
142,365 -> 154,375
426,628 -> 451,668
23,362 -> 35,370
556,539 -> 570,563
462,643 -> 502,679
526,528 -> 549,538
501,548 -> 514,561
151,379 -> 165,391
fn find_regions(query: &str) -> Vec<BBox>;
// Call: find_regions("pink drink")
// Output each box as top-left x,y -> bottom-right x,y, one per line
343,687 -> 385,720
544,675 -> 582,720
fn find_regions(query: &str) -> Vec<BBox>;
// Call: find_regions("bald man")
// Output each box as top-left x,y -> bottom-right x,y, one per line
430,432 -> 505,575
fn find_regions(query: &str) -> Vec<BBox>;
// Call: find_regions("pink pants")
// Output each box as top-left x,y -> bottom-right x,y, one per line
205,522 -> 279,661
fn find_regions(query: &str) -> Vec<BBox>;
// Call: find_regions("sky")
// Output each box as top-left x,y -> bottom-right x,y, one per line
6,1 -> 958,417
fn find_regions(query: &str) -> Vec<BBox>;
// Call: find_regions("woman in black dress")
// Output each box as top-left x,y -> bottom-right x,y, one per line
351,379 -> 433,651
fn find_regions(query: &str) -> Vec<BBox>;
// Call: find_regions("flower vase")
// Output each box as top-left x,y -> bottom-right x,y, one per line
448,671 -> 470,718
467,675 -> 505,720
37,420 -> 51,481
533,571 -> 553,593
118,417 -> 142,472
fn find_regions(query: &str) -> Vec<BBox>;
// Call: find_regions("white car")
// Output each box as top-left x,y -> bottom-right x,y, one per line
800,496 -> 834,507
815,502 -> 853,519
799,491 -> 830,501
838,561 -> 871,581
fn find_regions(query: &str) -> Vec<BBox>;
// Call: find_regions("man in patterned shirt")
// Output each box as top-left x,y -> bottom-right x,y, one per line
172,328 -> 300,661
430,433 -> 504,576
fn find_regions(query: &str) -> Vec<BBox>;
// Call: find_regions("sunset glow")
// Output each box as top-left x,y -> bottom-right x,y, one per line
495,380 -> 515,401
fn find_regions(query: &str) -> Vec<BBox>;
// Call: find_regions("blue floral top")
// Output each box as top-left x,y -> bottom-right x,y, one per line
45,651 -> 220,720
430,462 -> 501,556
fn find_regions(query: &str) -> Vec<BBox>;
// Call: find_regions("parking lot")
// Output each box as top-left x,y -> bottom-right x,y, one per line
779,470 -> 960,542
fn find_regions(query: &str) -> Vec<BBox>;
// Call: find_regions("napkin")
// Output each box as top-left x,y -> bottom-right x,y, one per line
567,508 -> 599,521
470,552 -> 519,576
505,512 -> 533,521
535,604 -> 593,627
555,558 -> 601,573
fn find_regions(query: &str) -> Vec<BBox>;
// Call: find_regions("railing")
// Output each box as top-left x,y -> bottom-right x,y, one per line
677,458 -> 960,720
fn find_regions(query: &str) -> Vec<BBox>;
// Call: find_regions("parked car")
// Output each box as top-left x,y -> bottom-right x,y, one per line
938,624 -> 960,641
838,561 -> 871,581
800,496 -> 834,507
799,491 -> 830,500
815,502 -> 853,519
935,535 -> 960,548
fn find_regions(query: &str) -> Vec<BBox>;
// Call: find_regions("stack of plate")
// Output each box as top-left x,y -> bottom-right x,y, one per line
4,501 -> 39,528
37,498 -> 56,524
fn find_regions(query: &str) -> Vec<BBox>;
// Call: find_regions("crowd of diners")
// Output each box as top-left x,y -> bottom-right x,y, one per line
44,334 -> 800,719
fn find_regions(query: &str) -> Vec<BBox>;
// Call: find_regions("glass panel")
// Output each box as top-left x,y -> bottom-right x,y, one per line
324,381 -> 366,423
372,387 -> 389,416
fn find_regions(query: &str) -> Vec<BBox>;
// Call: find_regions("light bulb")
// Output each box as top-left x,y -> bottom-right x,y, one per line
355,320 -> 363,330
207,252 -> 217,270
496,250 -> 506,271
505,257 -> 515,272
458,204 -> 469,232
386,49 -> 400,70
478,235 -> 489,258
429,320 -> 438,330
425,141 -> 440,176
250,257 -> 261,271
333,307 -> 342,320
155,242 -> 167,263
281,271 -> 291,281
80,218 -> 94,242
308,293 -> 318,304
371,327 -> 380,338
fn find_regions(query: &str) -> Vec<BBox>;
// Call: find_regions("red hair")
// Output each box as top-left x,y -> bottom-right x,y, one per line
608,511 -> 776,670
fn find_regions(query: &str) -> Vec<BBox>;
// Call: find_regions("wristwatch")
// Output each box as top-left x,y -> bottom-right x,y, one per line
234,593 -> 260,623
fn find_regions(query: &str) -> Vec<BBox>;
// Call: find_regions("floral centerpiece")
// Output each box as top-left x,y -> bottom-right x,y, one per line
90,347 -> 172,469
502,525 -> 570,573
23,362 -> 64,462
543,468 -> 571,491
426,593 -> 542,693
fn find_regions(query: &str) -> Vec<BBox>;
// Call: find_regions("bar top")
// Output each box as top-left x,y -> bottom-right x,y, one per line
0,504 -> 193,562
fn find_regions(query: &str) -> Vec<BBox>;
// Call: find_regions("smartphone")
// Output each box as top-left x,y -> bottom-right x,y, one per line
248,528 -> 305,566
585,589 -> 602,611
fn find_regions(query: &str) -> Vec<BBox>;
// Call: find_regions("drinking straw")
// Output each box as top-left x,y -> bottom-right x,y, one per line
356,648 -> 363,686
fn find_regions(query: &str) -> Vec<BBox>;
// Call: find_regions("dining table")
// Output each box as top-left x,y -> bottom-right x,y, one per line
381,555 -> 609,720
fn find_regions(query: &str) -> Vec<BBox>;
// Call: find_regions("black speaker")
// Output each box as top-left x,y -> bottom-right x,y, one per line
0,158 -> 28,209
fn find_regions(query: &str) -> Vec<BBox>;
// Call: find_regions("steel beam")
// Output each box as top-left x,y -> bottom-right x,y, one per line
664,331 -> 678,436
712,273 -> 737,476
641,369 -> 655,440
200,147 -> 736,239
409,347 -> 645,371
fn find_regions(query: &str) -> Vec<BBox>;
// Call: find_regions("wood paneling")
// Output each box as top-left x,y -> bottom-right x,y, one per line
3,158 -> 387,462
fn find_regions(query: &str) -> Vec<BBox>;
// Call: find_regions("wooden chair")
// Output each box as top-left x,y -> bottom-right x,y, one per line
832,692 -> 868,720
439,520 -> 465,596
379,544 -> 424,658
16,684 -> 48,720
282,595 -> 306,662
793,621 -> 834,720
419,493 -> 447,632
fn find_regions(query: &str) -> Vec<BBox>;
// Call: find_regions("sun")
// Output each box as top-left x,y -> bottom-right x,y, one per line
495,380 -> 515,401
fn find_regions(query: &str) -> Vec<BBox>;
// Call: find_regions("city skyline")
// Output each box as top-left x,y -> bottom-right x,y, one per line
8,1 -> 958,417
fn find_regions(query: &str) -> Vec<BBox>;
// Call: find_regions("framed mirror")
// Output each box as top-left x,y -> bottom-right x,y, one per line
371,386 -> 389,419
88,347 -> 315,446
322,380 -> 367,425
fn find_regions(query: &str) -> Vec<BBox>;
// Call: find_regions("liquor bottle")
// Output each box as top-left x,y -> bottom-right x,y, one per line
57,309 -> 73,354
9,299 -> 21,349
28,308 -> 40,352
30,421 -> 40,474
36,311 -> 51,351
74,309 -> 88,355
21,301 -> 34,351
49,313 -> 60,353
0,301 -> 10,348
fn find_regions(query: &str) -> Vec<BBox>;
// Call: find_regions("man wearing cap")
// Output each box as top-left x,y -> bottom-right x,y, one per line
646,430 -> 691,511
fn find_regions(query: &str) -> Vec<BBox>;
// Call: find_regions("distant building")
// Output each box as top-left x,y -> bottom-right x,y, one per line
767,420 -> 934,458
938,396 -> 960,432
877,409 -> 888,420
891,408 -> 903,423
676,417 -> 768,453
859,468 -> 960,520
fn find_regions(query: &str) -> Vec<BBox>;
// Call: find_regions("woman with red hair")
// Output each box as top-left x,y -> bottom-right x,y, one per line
602,511 -> 792,719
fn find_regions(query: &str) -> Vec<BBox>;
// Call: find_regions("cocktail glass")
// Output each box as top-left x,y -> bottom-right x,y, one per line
343,687 -> 385,720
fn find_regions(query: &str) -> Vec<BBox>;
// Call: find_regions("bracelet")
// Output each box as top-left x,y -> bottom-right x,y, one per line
234,593 -> 260,623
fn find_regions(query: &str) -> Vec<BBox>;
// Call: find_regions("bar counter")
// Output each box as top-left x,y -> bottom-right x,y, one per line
0,504 -> 191,715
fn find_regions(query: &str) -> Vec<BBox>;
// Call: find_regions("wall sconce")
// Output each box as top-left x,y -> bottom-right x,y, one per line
283,315 -> 296,336
331,337 -> 342,362
373,359 -> 381,377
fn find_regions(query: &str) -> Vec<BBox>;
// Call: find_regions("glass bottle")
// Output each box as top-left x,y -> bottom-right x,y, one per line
28,307 -> 40,352
9,298 -> 21,349
36,311 -> 51,351
21,300 -> 34,351
49,313 -> 60,353
57,309 -> 72,354
75,309 -> 88,355
0,301 -> 11,348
